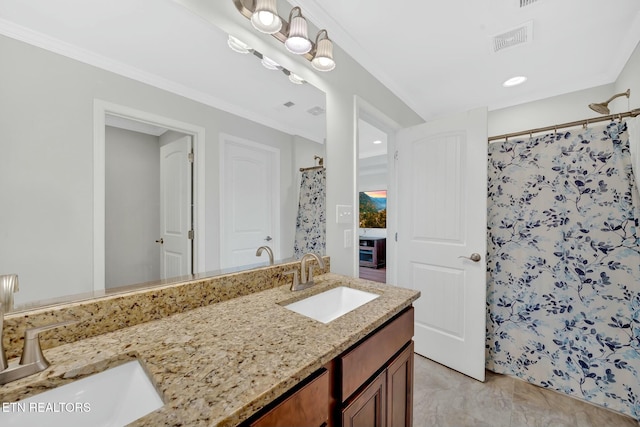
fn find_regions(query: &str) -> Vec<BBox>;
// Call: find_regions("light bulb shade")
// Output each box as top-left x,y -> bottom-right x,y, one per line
251,0 -> 282,34
261,56 -> 280,70
285,16 -> 311,54
288,73 -> 305,84
227,35 -> 251,54
312,37 -> 336,72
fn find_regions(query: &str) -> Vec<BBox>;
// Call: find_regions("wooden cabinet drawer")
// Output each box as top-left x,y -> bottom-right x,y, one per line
340,307 -> 414,401
250,370 -> 329,427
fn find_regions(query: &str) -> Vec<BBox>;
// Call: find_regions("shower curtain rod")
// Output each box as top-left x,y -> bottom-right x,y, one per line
488,108 -> 640,143
300,155 -> 324,172
299,165 -> 324,172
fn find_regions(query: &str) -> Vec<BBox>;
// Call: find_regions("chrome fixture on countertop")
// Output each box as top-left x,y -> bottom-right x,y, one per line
1,275 -> 77,384
0,274 -> 19,370
1,274 -> 19,315
256,245 -> 274,265
285,253 -> 325,291
300,253 -> 325,286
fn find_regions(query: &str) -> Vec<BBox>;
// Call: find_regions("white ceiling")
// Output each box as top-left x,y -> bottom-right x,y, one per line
0,0 -> 327,143
2,0 -> 639,146
294,0 -> 640,121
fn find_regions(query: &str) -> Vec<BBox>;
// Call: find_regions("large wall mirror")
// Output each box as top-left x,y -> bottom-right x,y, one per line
0,0 -> 326,311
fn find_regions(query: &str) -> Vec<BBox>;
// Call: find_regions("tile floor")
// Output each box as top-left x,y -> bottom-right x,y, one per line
412,354 -> 640,427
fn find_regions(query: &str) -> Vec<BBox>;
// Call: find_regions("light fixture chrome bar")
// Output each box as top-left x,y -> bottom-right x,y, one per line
232,0 -> 324,64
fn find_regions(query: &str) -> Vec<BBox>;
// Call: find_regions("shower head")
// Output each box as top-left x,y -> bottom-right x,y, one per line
588,102 -> 611,115
588,89 -> 630,115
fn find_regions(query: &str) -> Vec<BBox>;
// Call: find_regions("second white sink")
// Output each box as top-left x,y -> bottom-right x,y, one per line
0,359 -> 163,427
284,286 -> 379,324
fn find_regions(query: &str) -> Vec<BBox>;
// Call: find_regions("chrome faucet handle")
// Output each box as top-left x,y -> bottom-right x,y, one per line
19,320 -> 78,369
284,269 -> 299,291
300,253 -> 326,284
0,300 -> 6,371
1,274 -> 19,313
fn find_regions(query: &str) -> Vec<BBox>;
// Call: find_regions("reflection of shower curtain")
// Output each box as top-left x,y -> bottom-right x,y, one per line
294,168 -> 326,258
486,121 -> 640,418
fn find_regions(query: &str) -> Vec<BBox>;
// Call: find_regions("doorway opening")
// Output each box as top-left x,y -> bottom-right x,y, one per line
105,120 -> 192,288
356,105 -> 398,284
93,100 -> 206,292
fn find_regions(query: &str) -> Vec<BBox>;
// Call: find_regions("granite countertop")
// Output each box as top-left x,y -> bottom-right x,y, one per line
0,273 -> 420,426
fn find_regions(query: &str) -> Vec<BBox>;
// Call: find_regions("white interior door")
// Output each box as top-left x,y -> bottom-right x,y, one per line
220,135 -> 280,269
397,107 -> 487,381
160,135 -> 192,279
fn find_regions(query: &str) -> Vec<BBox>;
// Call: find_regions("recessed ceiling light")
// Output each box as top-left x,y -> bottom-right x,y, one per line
373,140 -> 382,144
503,76 -> 528,87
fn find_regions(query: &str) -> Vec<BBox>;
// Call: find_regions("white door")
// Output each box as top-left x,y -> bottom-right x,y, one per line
159,136 -> 192,279
397,107 -> 487,381
220,135 -> 280,269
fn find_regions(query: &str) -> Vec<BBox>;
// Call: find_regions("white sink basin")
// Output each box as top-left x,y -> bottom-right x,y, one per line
284,286 -> 379,323
0,360 -> 163,427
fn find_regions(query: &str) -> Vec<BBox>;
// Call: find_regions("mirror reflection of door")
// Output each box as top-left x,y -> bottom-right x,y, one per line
105,121 -> 192,288
159,135 -> 193,280
220,134 -> 280,269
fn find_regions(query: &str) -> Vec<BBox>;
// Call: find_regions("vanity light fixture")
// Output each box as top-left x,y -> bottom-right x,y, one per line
285,7 -> 312,54
288,72 -> 305,85
227,36 -> 306,85
503,76 -> 527,87
227,35 -> 252,54
232,0 -> 336,71
251,0 -> 282,34
261,55 -> 281,70
311,30 -> 335,72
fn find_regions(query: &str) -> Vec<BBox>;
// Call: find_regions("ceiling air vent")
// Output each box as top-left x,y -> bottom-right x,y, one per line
490,20 -> 533,53
307,106 -> 325,116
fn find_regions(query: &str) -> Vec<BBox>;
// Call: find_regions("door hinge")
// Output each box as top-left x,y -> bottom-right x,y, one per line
394,150 -> 399,161
395,232 -> 398,242
188,229 -> 194,240
188,151 -> 194,163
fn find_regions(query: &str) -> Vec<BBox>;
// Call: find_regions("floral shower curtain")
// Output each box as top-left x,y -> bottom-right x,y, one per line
486,121 -> 640,418
293,168 -> 326,258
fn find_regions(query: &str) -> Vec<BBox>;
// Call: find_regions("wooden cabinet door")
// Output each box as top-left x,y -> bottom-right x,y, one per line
342,370 -> 386,427
386,342 -> 414,427
250,370 -> 329,427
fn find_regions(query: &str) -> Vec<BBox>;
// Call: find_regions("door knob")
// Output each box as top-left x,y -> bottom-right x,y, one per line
155,238 -> 164,244
458,253 -> 481,262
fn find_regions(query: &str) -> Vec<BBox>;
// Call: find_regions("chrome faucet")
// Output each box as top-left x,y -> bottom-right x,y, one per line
294,253 -> 325,290
1,274 -> 19,314
0,274 -> 19,370
256,246 -> 274,265
0,274 -> 77,385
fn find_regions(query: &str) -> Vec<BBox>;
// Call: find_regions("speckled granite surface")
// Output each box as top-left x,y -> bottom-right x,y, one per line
0,273 -> 419,426
2,258 -> 329,360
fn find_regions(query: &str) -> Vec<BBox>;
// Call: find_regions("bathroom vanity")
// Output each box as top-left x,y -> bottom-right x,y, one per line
0,272 -> 419,427
246,307 -> 414,427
